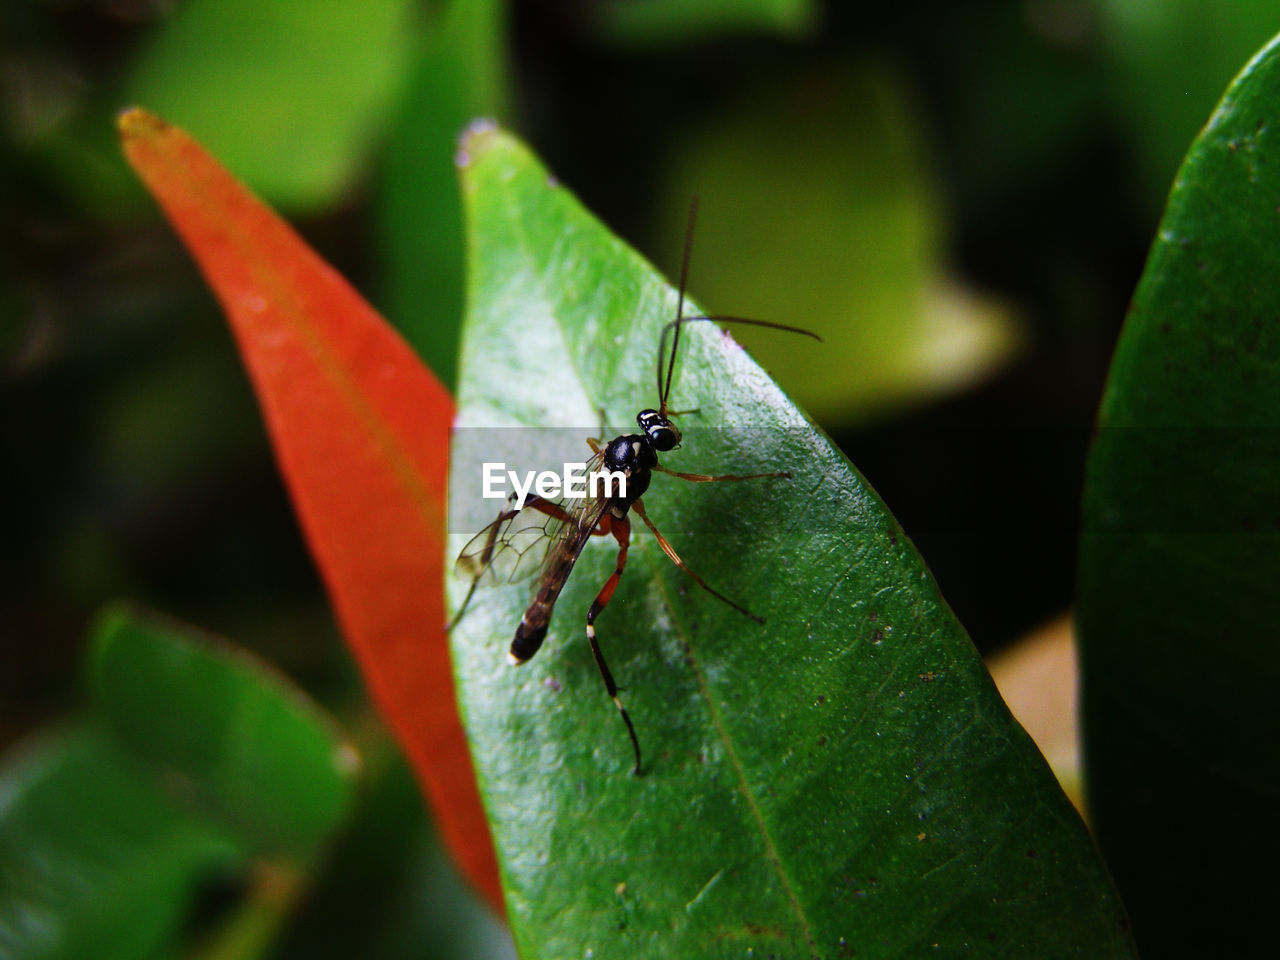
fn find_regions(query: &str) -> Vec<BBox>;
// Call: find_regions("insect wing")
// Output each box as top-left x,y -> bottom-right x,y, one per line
536,489 -> 610,587
532,449 -> 611,581
454,506 -> 552,586
453,451 -> 609,588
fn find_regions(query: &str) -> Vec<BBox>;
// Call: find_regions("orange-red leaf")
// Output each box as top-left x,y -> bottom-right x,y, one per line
117,107 -> 501,912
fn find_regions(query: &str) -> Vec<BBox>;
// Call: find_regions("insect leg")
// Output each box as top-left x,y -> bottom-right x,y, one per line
585,515 -> 643,775
447,582 -> 481,634
631,499 -> 764,624
655,464 -> 790,483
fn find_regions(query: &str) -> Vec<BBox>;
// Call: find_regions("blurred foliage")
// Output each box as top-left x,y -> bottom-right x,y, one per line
0,606 -> 355,960
1097,0 -> 1280,214
0,725 -> 238,960
653,57 -> 1018,422
273,736 -> 513,960
90,608 -> 358,861
596,0 -> 817,46
122,0 -> 420,213
5,0 -> 1280,956
377,0 -> 508,388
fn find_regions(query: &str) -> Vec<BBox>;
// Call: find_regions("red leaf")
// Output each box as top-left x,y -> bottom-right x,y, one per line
118,108 -> 502,912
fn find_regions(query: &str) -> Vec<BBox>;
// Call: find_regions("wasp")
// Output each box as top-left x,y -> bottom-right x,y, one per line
453,200 -> 817,774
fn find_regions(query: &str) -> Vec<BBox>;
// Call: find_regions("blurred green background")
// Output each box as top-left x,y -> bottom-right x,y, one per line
3,0 -> 1278,957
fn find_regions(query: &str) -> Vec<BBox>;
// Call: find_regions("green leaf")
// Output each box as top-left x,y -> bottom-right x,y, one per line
1077,32 -> 1280,959
0,725 -> 238,960
124,0 -> 418,211
450,126 -> 1135,958
88,606 -> 358,861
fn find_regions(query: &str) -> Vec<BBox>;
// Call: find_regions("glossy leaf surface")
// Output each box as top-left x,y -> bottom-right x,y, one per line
450,126 -> 1135,958
1077,33 -> 1280,958
117,109 -> 499,909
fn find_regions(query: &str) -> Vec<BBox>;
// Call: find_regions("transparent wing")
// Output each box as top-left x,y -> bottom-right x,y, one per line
535,488 -> 610,585
453,450 -> 608,589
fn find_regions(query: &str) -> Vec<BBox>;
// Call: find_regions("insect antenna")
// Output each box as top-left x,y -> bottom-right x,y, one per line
655,200 -> 821,416
658,196 -> 700,417
656,314 -> 822,416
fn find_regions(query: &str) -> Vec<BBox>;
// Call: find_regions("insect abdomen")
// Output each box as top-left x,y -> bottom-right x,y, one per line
508,550 -> 576,664
509,617 -> 548,664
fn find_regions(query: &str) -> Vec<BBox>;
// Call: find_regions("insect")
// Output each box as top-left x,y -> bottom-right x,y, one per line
452,200 -> 817,774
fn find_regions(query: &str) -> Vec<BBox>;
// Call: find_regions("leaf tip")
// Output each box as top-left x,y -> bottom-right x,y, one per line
117,106 -> 167,141
455,117 -> 503,169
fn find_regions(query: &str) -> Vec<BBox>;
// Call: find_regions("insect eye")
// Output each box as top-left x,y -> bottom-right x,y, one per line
651,424 -> 681,451
637,409 -> 680,451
